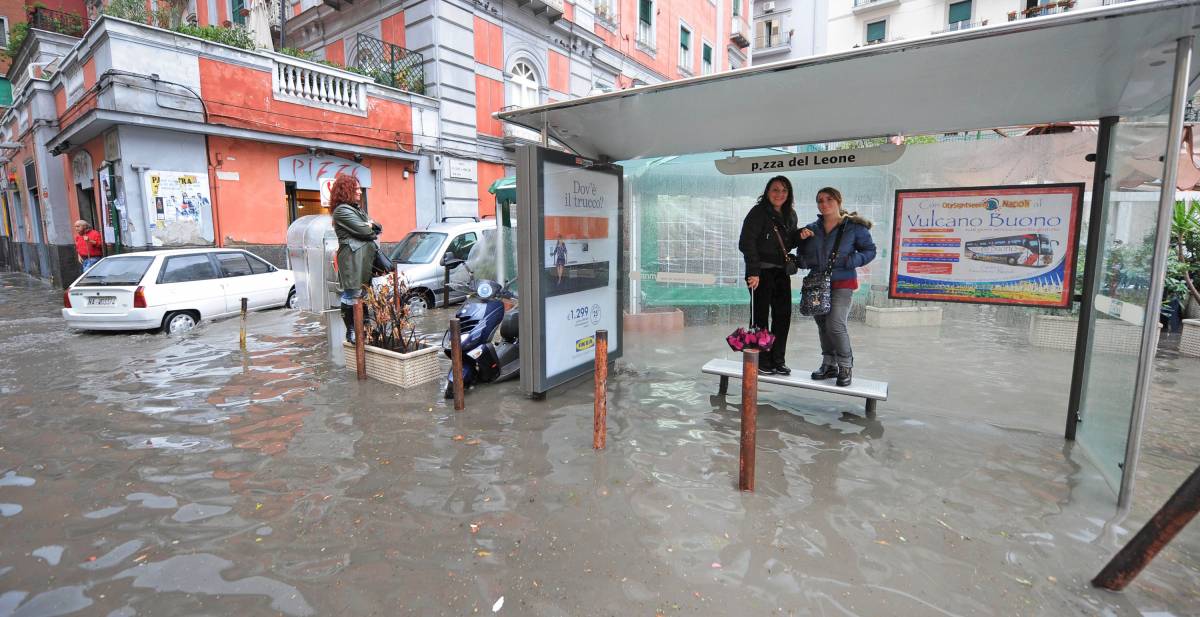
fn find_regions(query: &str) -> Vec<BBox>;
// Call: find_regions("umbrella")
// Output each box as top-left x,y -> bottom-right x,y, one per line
246,0 -> 274,50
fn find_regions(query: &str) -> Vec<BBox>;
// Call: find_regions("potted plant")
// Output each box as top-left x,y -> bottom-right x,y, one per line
343,276 -> 442,387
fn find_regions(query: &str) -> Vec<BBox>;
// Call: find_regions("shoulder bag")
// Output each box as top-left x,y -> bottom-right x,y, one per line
771,226 -> 799,276
799,222 -> 846,317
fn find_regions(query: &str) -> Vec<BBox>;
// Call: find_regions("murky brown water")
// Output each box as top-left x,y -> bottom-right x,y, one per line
0,272 -> 1197,616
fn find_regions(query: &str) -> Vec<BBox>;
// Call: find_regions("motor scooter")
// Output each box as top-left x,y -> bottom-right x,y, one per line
442,272 -> 519,398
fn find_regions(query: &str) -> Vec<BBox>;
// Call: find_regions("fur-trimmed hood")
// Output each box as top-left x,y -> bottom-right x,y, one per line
843,212 -> 873,229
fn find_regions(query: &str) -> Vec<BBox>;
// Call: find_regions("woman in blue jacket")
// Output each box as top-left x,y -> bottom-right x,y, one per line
797,187 -> 876,386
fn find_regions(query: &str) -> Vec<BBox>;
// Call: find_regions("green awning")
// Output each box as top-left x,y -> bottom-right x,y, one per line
488,175 -> 516,205
0,78 -> 12,108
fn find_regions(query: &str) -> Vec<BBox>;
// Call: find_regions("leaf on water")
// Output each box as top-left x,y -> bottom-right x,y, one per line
466,439 -> 481,446
492,596 -> 504,612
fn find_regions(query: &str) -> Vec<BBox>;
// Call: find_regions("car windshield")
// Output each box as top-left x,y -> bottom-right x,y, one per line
390,232 -> 446,264
76,256 -> 154,286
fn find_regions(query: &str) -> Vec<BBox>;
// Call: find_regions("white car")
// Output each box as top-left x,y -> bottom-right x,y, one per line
62,248 -> 296,334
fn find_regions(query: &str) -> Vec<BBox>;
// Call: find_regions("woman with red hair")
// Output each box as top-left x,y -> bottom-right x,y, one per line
331,174 -> 378,342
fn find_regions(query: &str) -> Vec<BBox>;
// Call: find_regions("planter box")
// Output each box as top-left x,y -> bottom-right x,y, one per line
623,308 -> 685,333
343,342 -> 442,387
1028,313 -> 1156,355
1182,319 -> 1200,357
864,306 -> 942,328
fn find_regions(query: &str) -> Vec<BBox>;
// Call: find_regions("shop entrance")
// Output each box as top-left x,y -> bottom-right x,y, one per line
286,181 -> 369,223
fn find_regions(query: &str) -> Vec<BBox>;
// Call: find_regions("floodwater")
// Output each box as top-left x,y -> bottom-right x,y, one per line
0,272 -> 1197,616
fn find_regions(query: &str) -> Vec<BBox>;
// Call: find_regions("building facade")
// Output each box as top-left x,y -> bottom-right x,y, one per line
0,0 -> 750,286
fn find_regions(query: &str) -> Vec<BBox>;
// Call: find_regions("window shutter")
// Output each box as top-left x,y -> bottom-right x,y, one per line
680,28 -> 690,50
639,0 -> 652,25
948,0 -> 972,24
702,44 -> 712,64
866,20 -> 886,42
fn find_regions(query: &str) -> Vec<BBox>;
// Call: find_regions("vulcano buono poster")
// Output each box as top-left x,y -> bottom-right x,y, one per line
889,184 -> 1083,308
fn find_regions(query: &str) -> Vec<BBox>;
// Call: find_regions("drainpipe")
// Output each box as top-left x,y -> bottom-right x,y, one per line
206,137 -> 224,247
131,164 -> 151,249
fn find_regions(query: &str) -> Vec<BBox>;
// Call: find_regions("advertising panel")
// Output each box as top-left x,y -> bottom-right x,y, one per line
145,170 -> 212,247
890,184 -> 1083,308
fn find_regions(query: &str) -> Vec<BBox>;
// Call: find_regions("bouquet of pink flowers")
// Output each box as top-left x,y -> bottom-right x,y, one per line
726,326 -> 775,352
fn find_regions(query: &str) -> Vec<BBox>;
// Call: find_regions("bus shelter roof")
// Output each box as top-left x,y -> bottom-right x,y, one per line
497,0 -> 1200,161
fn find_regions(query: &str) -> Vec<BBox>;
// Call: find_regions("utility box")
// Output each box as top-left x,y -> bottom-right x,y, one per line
286,215 -> 339,313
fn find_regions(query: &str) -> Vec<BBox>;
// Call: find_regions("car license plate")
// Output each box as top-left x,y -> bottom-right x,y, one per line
88,296 -> 116,306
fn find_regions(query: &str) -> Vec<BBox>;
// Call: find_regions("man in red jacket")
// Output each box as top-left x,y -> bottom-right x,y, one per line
73,220 -> 103,270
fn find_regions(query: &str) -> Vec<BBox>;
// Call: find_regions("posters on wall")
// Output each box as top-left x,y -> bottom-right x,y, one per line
541,159 -> 622,385
889,184 -> 1084,308
145,170 -> 211,246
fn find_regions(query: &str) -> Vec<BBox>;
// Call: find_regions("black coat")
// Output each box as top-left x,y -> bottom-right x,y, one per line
738,201 -> 799,278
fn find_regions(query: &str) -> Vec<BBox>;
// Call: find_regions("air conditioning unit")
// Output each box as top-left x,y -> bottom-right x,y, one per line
762,1 -> 775,12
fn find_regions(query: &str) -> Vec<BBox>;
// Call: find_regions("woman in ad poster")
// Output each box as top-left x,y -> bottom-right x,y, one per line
798,187 -> 876,387
739,176 -> 800,376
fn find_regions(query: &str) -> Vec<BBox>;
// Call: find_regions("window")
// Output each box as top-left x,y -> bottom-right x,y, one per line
509,61 -> 540,108
390,232 -> 447,264
637,0 -> 654,48
216,252 -> 253,278
732,0 -> 741,17
948,0 -> 972,26
866,20 -> 887,44
756,18 -> 781,49
160,254 -> 218,284
0,17 -> 9,47
702,42 -> 713,74
447,233 -> 478,260
78,257 -> 154,286
678,25 -> 693,72
246,253 -> 274,274
231,0 -> 246,25
594,0 -> 616,24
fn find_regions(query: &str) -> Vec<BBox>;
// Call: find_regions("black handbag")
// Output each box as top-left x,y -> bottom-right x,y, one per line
799,223 -> 846,317
371,241 -> 394,276
771,226 -> 799,276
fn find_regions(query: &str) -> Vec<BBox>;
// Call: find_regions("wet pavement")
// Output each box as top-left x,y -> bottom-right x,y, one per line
0,271 -> 1197,616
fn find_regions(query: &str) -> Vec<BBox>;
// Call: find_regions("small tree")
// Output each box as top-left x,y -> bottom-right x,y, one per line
102,0 -> 148,23
1171,198 -> 1200,306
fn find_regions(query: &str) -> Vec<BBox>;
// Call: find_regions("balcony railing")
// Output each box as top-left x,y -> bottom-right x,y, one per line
754,33 -> 791,50
932,19 -> 986,34
1009,0 -> 1074,20
272,54 -> 369,114
28,7 -> 89,38
353,33 -> 426,95
730,17 -> 750,47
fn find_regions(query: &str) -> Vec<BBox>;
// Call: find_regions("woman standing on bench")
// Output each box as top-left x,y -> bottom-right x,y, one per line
739,176 -> 800,376
797,187 -> 877,387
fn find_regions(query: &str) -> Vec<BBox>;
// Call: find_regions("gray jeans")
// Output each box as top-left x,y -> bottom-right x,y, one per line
813,287 -> 854,368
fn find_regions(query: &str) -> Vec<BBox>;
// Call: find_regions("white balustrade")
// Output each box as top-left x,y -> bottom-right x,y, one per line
271,54 -> 369,114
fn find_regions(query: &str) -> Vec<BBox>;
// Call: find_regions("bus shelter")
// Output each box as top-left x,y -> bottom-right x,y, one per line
498,0 -> 1200,508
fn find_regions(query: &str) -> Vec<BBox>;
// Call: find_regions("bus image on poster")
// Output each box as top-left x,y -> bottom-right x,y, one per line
889,184 -> 1083,308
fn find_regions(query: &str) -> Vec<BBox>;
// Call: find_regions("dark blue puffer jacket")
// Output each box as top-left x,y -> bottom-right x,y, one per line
798,214 -> 877,282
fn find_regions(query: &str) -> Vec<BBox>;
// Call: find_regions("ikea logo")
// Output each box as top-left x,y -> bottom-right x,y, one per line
576,336 -> 595,351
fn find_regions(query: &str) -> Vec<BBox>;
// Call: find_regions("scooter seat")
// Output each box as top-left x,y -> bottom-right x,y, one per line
500,310 -> 519,342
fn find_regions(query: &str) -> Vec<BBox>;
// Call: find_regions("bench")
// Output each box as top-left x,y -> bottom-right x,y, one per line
701,358 -> 889,415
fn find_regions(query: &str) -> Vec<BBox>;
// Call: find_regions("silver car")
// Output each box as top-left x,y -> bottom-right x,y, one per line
372,219 -> 493,311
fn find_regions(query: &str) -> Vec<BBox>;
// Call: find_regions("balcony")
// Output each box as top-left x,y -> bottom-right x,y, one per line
273,53 -> 369,114
28,7 -> 89,38
1008,0 -> 1074,21
852,0 -> 900,14
514,0 -> 564,22
754,33 -> 792,55
730,17 -> 750,48
352,33 -> 426,95
932,19 -> 987,34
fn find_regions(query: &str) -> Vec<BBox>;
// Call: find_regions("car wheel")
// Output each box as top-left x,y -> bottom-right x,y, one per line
286,287 -> 298,309
164,311 -> 198,335
405,291 -> 433,315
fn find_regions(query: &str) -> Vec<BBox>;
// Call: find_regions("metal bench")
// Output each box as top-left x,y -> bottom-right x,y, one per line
701,358 -> 889,415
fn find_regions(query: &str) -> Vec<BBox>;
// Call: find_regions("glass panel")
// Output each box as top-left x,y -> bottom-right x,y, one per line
639,0 -> 652,24
217,252 -> 253,277
866,20 -> 886,42
948,0 -> 972,24
680,28 -> 690,50
1075,118 -> 1170,493
78,257 -> 153,286
702,44 -> 712,63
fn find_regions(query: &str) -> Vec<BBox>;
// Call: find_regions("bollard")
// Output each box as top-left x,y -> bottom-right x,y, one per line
353,300 -> 366,381
593,329 -> 608,450
392,268 -> 401,315
739,348 -> 759,492
450,317 -> 465,410
239,297 -> 248,350
1093,462 -> 1200,590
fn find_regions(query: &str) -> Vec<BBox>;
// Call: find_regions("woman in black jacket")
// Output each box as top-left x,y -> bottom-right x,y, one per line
738,175 -> 799,375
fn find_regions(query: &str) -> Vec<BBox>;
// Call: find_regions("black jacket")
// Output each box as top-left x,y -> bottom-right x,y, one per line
739,201 -> 799,278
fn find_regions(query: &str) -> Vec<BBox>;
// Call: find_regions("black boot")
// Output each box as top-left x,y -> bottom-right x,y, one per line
811,365 -> 838,380
340,304 -> 356,343
836,366 -> 852,387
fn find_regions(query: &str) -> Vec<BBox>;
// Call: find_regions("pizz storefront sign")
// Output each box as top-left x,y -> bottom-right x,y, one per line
278,154 -> 373,190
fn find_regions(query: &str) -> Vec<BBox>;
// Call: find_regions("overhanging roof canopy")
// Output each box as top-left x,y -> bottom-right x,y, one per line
497,0 -> 1200,161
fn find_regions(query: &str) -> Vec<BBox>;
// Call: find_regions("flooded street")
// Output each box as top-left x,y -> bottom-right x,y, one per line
1,272 -> 1198,616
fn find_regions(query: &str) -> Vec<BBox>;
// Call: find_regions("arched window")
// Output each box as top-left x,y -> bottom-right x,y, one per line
509,61 -> 540,108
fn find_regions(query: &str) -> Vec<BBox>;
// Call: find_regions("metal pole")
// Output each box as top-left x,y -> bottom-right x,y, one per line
739,348 -> 759,492
442,265 -> 450,307
391,268 -> 401,315
1119,35 -> 1193,509
1093,462 -> 1200,590
239,297 -> 248,350
450,317 -> 465,411
353,299 -> 366,381
593,329 -> 608,450
1066,116 -> 1118,441
278,0 -> 286,49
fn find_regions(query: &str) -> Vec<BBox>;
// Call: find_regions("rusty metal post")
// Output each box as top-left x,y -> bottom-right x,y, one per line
391,268 -> 401,315
593,330 -> 608,450
739,349 -> 759,492
239,297 -> 248,350
353,300 -> 366,381
450,317 -> 465,410
1093,463 -> 1200,591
